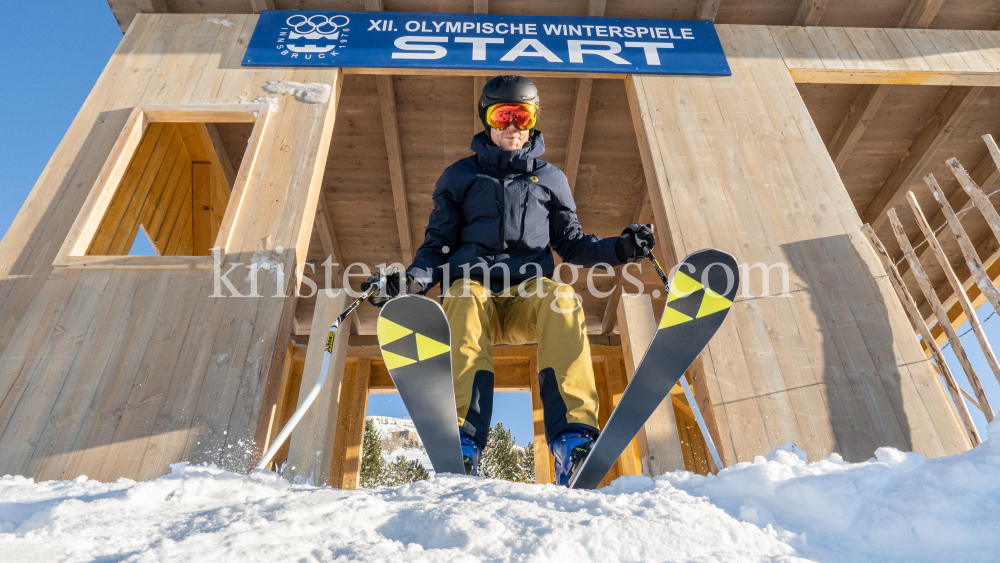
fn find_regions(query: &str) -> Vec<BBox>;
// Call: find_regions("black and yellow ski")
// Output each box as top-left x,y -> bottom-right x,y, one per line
377,294 -> 466,475
569,248 -> 739,489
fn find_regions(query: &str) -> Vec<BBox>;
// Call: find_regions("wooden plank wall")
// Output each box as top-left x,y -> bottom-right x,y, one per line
87,122 -> 200,256
771,26 -> 1000,86
0,14 -> 340,482
627,24 -> 969,465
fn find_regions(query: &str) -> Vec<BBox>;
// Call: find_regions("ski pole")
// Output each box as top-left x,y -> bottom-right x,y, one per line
639,242 -> 670,293
639,238 -> 726,473
255,276 -> 385,472
636,226 -> 670,293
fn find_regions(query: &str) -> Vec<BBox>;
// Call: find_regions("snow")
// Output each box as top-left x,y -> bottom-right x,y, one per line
206,17 -> 234,27
263,80 -> 333,104
1,419 -> 998,562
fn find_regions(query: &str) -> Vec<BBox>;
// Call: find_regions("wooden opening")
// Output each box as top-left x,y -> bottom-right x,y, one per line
54,104 -> 271,269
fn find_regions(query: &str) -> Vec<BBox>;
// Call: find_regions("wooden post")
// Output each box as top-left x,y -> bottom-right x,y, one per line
862,225 -> 981,446
906,191 -> 1000,390
191,162 -> 212,255
924,173 -> 1000,317
887,208 -> 994,421
332,358 -> 371,490
286,291 -> 354,484
946,147 -> 1000,247
985,135 -> 1000,172
262,342 -> 295,458
617,293 -> 685,475
603,355 -> 642,476
527,356 -> 553,484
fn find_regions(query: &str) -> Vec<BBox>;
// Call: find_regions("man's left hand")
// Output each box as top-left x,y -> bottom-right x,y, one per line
615,223 -> 655,264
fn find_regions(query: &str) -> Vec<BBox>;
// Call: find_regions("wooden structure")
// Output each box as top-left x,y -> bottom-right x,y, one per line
0,1 -> 998,485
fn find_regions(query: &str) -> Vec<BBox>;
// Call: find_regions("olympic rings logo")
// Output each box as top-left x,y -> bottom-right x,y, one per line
286,14 -> 349,36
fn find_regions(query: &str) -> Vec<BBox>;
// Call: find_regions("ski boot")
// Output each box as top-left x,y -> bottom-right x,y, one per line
550,428 -> 596,486
461,434 -> 482,476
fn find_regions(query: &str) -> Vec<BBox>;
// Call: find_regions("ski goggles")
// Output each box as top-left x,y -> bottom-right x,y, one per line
485,103 -> 538,131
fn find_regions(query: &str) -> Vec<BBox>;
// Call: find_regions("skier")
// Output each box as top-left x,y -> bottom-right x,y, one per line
363,75 -> 654,486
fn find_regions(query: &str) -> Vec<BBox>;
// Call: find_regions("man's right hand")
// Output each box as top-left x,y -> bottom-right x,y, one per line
361,267 -> 416,308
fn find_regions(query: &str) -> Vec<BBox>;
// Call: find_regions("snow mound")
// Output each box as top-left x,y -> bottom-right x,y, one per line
263,80 -> 332,103
0,420 -> 997,562
663,419 -> 1000,562
0,465 -> 800,562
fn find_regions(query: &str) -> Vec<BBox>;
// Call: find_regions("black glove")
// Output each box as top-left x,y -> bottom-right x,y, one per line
361,267 -> 416,308
615,223 -> 655,264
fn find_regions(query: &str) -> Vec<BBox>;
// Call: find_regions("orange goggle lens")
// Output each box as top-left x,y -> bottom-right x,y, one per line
485,103 -> 538,131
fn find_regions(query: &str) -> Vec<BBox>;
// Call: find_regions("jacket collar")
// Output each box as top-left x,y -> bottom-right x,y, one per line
472,130 -> 546,176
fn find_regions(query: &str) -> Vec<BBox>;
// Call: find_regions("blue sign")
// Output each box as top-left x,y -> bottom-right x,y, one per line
243,11 -> 730,76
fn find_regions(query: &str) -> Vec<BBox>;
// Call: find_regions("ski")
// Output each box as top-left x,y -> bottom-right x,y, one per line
377,294 -> 466,475
569,248 -> 739,489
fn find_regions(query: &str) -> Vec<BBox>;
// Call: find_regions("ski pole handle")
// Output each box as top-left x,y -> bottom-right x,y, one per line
639,241 -> 670,294
255,277 -> 385,472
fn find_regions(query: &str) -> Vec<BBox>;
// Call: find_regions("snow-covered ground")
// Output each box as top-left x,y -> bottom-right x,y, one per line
0,420 -> 997,562
369,416 -> 434,473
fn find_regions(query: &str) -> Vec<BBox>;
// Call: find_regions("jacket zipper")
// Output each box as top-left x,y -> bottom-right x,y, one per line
495,198 -> 504,252
517,189 -> 529,246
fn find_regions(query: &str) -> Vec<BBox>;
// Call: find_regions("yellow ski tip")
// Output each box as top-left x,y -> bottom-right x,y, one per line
668,271 -> 703,302
382,350 -> 417,370
659,306 -> 693,329
697,290 -> 733,318
377,317 -> 412,346
415,333 -> 450,361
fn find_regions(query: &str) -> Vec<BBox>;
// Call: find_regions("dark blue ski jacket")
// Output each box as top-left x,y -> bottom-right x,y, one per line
406,130 -> 622,293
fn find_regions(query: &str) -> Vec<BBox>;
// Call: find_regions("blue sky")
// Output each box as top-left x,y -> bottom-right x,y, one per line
1,2 -> 994,452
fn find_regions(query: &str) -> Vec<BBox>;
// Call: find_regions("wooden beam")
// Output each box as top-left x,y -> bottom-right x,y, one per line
339,358 -> 371,489
897,0 -> 945,29
473,1 -> 488,136
792,0 -> 828,26
528,356 -> 554,484
249,0 -> 275,12
135,0 -> 168,13
203,124 -> 236,189
315,195 -> 344,284
812,9 -> 964,173
897,148 -> 1000,282
564,78 -> 594,193
562,0 -> 605,193
191,163 -> 213,256
907,191 -> 1000,394
695,0 -> 721,21
618,294 -> 685,475
888,208 -> 994,421
286,292 -> 354,484
365,1 -> 413,264
862,86 -> 983,228
827,85 -> 889,170
924,173 -> 1000,320
601,190 -> 651,333
375,75 -> 414,265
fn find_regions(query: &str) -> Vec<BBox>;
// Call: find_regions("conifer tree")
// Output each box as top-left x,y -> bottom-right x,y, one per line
384,455 -> 431,486
360,418 -> 386,488
523,442 -> 536,483
480,423 -> 532,483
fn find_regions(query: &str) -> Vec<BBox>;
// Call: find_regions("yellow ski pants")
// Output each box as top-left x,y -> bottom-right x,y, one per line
441,277 -> 600,447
